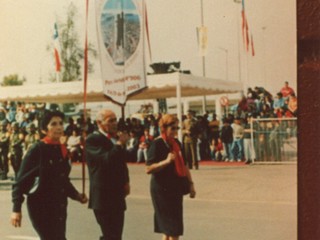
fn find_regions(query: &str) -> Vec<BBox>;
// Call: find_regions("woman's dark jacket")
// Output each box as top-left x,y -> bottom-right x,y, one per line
12,141 -> 79,213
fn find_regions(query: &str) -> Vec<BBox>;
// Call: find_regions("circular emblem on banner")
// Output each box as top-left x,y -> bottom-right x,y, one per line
100,0 -> 141,66
220,96 -> 229,106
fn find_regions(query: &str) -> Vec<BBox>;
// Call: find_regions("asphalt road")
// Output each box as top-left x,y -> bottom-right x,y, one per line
0,162 -> 297,240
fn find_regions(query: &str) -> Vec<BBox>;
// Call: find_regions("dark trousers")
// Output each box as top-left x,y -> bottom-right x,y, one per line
0,150 -> 8,179
183,139 -> 198,169
94,209 -> 125,240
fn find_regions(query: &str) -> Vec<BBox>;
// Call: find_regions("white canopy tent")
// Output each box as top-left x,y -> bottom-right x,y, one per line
0,72 -> 243,140
0,72 -> 242,103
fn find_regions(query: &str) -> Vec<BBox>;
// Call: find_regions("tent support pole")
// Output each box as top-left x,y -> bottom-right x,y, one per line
177,74 -> 183,142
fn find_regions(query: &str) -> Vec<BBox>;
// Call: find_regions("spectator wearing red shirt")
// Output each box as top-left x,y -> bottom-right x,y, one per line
280,81 -> 295,99
210,138 -> 224,161
137,128 -> 154,163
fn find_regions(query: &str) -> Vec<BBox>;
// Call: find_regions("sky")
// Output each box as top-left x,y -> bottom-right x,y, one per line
0,0 -> 296,96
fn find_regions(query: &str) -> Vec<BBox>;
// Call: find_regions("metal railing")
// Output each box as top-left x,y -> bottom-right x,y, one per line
251,118 -> 297,163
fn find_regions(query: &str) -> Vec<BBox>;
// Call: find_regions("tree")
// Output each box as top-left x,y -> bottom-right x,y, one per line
49,3 -> 97,82
1,74 -> 26,86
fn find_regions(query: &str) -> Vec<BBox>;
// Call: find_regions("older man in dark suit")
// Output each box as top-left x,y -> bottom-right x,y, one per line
86,109 -> 130,240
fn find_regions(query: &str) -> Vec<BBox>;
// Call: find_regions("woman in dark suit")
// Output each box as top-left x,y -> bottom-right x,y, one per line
11,110 -> 87,240
146,114 -> 196,240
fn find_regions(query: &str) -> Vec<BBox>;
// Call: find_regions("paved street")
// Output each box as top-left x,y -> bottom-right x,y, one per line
0,162 -> 297,240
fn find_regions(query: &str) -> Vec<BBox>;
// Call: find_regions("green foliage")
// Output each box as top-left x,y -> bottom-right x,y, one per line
1,74 -> 26,86
50,3 -> 97,82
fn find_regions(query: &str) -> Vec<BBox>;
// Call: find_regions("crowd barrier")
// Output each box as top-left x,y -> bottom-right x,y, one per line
250,118 -> 297,163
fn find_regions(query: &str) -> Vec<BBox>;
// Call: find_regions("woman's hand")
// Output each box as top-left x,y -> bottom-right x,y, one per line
146,153 -> 175,174
166,152 -> 176,163
10,212 -> 22,227
189,184 -> 196,199
77,193 -> 88,204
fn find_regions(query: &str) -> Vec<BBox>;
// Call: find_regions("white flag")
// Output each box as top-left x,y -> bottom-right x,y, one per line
95,0 -> 147,105
197,26 -> 208,56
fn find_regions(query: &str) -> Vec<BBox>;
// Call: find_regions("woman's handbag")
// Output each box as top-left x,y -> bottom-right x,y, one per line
180,176 -> 190,195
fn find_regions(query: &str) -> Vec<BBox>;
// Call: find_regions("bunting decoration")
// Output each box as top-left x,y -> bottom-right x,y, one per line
95,0 -> 147,105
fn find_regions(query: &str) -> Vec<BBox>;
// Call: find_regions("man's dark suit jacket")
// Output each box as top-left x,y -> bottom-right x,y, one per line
85,131 -> 129,212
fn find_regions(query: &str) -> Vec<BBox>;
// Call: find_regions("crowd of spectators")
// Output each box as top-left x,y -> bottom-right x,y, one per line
0,82 -> 297,180
233,81 -> 297,119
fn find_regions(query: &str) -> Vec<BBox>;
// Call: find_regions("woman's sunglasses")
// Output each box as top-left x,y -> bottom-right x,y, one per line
170,126 -> 180,130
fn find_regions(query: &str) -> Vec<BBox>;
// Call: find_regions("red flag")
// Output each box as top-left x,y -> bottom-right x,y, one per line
241,0 -> 250,52
241,10 -> 246,48
245,19 -> 250,52
53,23 -> 61,72
251,34 -> 255,56
54,49 -> 61,72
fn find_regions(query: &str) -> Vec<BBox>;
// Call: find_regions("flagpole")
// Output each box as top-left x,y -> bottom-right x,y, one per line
246,47 -> 249,90
262,26 -> 267,88
200,0 -> 207,114
233,0 -> 242,85
200,0 -> 206,77
81,0 -> 89,195
235,2 -> 242,83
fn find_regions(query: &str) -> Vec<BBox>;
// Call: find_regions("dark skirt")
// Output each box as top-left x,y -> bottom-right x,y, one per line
27,196 -> 67,240
151,184 -> 183,236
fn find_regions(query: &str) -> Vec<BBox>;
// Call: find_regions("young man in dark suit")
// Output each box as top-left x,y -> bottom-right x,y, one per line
86,109 -> 130,240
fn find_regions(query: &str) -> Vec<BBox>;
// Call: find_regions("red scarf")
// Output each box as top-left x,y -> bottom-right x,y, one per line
106,132 -> 118,140
161,133 -> 187,177
42,136 -> 68,159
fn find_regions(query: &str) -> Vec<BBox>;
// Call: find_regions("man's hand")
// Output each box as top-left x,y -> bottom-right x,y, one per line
117,131 -> 129,146
77,193 -> 88,204
10,212 -> 22,228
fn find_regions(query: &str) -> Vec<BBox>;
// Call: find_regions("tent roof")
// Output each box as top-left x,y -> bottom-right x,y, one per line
0,73 -> 243,103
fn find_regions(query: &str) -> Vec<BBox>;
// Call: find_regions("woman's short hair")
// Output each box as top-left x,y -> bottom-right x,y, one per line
41,110 -> 64,131
159,114 -> 179,133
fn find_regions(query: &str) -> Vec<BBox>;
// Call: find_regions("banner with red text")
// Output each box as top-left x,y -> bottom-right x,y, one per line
95,0 -> 146,105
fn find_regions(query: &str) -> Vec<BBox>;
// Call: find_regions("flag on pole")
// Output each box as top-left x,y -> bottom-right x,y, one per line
245,19 -> 250,52
241,0 -> 250,52
53,23 -> 61,72
241,0 -> 246,47
95,0 -> 147,105
197,26 -> 208,56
